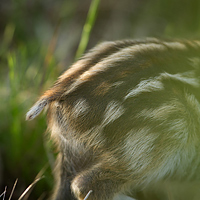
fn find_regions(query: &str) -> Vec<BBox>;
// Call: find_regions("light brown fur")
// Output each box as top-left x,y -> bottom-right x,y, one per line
27,39 -> 200,200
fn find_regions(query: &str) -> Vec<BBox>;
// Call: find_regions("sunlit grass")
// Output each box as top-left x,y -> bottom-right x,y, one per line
75,0 -> 100,59
1,32 -> 56,199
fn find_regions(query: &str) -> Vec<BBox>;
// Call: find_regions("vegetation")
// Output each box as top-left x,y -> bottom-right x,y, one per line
0,0 -> 200,199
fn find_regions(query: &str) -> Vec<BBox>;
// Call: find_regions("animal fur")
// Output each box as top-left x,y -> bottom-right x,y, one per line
27,38 -> 200,200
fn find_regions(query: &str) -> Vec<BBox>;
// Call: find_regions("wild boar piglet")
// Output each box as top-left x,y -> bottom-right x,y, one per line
27,39 -> 200,200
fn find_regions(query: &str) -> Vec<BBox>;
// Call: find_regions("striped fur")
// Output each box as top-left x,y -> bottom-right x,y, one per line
27,39 -> 200,200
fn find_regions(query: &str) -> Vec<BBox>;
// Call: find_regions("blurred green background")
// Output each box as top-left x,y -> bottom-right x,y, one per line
1,0 -> 200,199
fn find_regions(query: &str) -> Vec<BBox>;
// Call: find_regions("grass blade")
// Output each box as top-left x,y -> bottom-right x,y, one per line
0,187 -> 7,200
75,0 -> 100,59
83,190 -> 93,200
8,179 -> 18,200
18,176 -> 44,200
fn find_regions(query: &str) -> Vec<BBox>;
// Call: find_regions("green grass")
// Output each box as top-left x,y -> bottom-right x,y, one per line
0,0 -> 100,199
1,40 -> 56,198
75,0 -> 100,59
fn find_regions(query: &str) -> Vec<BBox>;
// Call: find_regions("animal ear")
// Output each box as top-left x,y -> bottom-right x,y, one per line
26,98 -> 49,120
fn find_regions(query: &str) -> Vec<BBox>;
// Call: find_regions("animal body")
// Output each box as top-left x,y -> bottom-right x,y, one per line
26,38 -> 200,200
